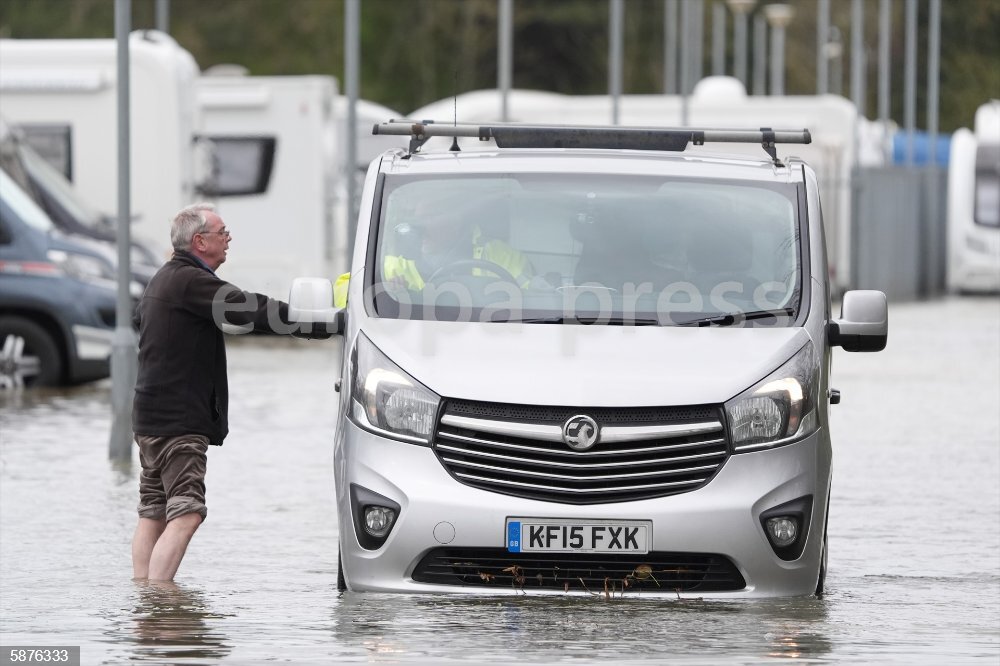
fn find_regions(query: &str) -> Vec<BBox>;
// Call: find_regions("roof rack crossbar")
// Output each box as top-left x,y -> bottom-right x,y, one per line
373,120 -> 811,162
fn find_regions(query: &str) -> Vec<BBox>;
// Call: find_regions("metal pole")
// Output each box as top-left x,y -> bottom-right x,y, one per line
498,0 -> 512,121
850,0 -> 865,117
610,0 -> 623,125
665,0 -> 678,94
155,0 -> 169,33
691,0 -> 704,87
904,0 -> 916,165
925,0 -> 942,295
345,0 -> 359,255
765,4 -> 793,96
927,0 -> 940,165
752,13 -> 766,95
817,0 -> 829,94
829,27 -> 843,96
110,0 -> 136,462
680,0 -> 691,123
712,2 -> 725,76
769,23 -> 784,95
733,9 -> 748,86
878,0 -> 891,125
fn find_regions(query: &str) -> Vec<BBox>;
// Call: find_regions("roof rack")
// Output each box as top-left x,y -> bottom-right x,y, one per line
372,120 -> 811,165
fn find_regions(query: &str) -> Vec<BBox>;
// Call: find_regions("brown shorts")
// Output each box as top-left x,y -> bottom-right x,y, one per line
135,434 -> 209,522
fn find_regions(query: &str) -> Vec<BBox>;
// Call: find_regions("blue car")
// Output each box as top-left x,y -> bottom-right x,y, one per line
0,118 -> 160,285
1,168 -> 120,388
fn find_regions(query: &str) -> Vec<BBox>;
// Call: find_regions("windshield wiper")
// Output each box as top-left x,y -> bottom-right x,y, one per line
676,308 -> 796,327
514,316 -> 662,326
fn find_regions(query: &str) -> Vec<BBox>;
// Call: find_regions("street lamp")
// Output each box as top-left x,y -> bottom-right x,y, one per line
726,0 -> 757,88
764,3 -> 794,95
824,26 -> 844,96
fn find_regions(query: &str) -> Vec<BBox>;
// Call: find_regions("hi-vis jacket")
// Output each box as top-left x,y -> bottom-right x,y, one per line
333,227 -> 532,307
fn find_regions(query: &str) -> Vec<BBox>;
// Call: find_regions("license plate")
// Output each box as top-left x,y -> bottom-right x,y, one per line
506,518 -> 652,554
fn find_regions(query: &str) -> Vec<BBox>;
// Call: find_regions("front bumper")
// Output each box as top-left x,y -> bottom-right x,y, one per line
335,419 -> 830,598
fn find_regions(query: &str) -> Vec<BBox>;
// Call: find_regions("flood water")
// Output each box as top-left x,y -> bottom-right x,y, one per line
1,296 -> 998,664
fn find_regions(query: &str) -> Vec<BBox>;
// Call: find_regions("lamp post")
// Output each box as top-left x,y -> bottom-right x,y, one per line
824,26 -> 843,97
664,0 -> 679,94
816,0 -> 829,93
110,0 -> 136,463
498,0 -> 512,121
345,0 -> 359,251
850,0 -> 866,117
764,3 -> 794,96
712,2 -> 726,77
726,0 -> 756,88
155,0 -> 169,33
610,0 -> 623,125
752,13 -> 766,95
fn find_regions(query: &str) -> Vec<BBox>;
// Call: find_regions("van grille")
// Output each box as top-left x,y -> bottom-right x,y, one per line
432,400 -> 729,504
411,547 -> 746,592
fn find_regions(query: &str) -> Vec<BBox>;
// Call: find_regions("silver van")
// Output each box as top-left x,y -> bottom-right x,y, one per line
289,122 -> 888,597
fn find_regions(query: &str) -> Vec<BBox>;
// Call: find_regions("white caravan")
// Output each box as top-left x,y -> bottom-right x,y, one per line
196,73 -> 343,298
336,97 -> 412,176
0,32 -> 406,299
196,72 -> 407,298
947,100 -> 1000,293
410,78 -> 862,293
0,30 -> 201,260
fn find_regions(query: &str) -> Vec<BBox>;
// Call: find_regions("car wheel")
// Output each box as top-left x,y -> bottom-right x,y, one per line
337,547 -> 347,591
0,316 -> 62,388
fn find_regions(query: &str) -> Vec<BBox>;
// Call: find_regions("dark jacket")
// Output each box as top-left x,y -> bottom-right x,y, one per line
132,251 -> 289,445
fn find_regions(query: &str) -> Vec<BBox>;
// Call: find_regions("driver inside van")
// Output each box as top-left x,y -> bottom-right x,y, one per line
333,198 -> 533,307
388,198 -> 533,288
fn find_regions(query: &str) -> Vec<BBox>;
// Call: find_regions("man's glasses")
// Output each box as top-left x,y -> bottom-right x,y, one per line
199,228 -> 231,238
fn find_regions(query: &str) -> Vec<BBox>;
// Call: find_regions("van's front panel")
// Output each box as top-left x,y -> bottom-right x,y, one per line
337,415 -> 829,597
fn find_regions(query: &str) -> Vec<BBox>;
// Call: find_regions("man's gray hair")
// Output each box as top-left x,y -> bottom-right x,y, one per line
171,203 -> 217,251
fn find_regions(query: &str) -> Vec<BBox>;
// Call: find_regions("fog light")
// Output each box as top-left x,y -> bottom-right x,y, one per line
364,505 -> 396,538
766,516 -> 799,547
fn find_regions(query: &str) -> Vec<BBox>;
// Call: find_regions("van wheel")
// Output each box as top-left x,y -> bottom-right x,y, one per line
0,316 -> 62,388
337,548 -> 347,591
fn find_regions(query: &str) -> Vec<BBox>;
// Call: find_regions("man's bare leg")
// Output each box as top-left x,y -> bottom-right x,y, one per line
132,517 -> 167,579
147,513 -> 203,581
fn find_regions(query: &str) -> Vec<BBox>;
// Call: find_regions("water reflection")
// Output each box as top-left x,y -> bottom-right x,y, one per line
331,592 -> 831,662
130,581 -> 230,662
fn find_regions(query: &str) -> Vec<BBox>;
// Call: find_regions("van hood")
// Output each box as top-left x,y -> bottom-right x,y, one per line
359,318 -> 811,406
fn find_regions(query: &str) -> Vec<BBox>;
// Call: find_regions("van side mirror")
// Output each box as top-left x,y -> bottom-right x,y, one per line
829,290 -> 888,352
288,277 -> 344,338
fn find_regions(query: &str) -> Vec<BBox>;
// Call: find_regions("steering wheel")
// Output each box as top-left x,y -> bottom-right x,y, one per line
427,259 -> 520,287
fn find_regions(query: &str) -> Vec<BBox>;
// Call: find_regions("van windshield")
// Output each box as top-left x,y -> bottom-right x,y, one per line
370,173 -> 803,326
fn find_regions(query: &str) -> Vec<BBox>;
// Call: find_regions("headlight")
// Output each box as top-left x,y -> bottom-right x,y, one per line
46,249 -> 114,284
725,341 -> 819,453
350,332 -> 440,444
